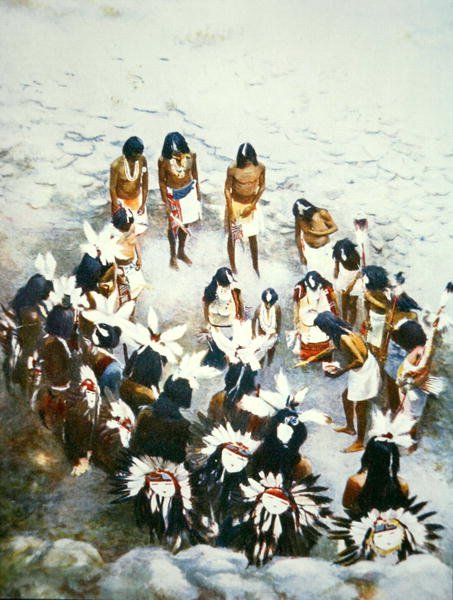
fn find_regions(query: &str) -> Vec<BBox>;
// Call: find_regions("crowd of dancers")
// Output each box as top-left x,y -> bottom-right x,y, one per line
0,133 -> 449,567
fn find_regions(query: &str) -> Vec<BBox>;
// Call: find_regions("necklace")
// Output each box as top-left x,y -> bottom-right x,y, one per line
123,156 -> 139,182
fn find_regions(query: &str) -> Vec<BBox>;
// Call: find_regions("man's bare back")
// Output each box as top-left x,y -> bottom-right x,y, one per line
298,209 -> 337,248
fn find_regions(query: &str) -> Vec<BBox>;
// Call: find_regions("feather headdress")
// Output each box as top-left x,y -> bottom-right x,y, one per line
211,319 -> 271,371
44,275 -> 89,312
35,252 -> 57,281
368,409 -> 415,449
122,305 -> 187,363
80,221 -> 125,265
105,395 -> 136,448
81,290 -> 134,330
171,351 -> 220,390
331,500 -> 443,566
232,471 -> 331,566
113,454 -> 195,552
238,369 -> 331,425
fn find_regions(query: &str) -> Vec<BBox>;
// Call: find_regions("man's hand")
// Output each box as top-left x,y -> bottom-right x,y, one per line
241,205 -> 254,218
138,203 -> 146,215
135,257 -> 142,270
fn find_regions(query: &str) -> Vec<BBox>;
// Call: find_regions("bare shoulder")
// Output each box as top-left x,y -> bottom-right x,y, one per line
258,162 -> 266,173
398,477 -> 409,497
111,156 -> 122,169
319,208 -> 330,217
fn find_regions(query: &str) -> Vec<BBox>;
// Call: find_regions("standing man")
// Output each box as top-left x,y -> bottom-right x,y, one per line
110,136 -> 148,234
158,132 -> 201,270
224,143 -> 265,277
293,198 -> 338,280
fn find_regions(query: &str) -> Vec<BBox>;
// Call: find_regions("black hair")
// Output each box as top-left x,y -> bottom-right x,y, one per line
45,305 -> 75,340
224,363 -> 257,408
314,311 -> 352,349
332,239 -> 361,269
302,270 -> 332,290
203,267 -> 235,304
122,136 -> 144,159
112,207 -> 134,231
236,143 -> 258,168
11,273 -> 53,315
362,265 -> 389,291
74,253 -> 110,293
292,198 -> 317,221
124,346 -> 163,389
357,437 -> 408,514
163,375 -> 192,409
251,408 -> 308,482
395,292 -> 421,313
93,323 -> 121,349
261,288 -> 278,306
393,320 -> 427,352
161,132 -> 190,159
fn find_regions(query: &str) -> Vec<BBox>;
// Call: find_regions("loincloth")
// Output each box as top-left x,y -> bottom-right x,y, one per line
302,241 -> 334,281
347,352 -> 381,402
167,180 -> 201,236
227,199 -> 263,238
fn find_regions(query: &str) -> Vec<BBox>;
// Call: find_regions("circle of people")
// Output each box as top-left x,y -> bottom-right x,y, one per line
1,132 -> 448,567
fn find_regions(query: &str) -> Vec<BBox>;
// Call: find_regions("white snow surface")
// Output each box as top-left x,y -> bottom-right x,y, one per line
1,0 -> 452,597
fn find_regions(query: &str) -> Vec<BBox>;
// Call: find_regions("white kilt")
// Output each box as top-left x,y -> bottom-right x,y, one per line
367,311 -> 386,348
304,243 -> 334,281
347,352 -> 381,402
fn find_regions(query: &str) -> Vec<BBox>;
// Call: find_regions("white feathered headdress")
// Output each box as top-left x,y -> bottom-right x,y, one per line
121,305 -> 187,363
239,368 -> 331,425
35,252 -> 57,281
171,350 -> 220,390
211,319 -> 270,372
368,408 -> 415,449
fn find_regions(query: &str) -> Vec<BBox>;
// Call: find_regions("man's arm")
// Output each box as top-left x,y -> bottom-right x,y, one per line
309,209 -> 338,236
295,219 -> 307,265
192,153 -> 201,201
134,237 -> 142,270
224,166 -> 235,223
158,159 -> 171,215
109,163 -> 119,214
326,335 -> 365,377
138,157 -> 149,214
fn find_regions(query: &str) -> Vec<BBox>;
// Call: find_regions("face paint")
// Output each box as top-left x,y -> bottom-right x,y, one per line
147,470 -> 177,498
371,519 -> 404,556
221,444 -> 249,473
261,489 -> 290,515
81,378 -> 97,409
277,422 -> 294,444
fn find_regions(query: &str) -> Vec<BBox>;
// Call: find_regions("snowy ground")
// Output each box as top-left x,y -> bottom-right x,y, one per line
0,0 -> 452,598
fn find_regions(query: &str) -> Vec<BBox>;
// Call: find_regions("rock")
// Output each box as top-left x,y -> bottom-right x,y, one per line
40,539 -> 104,593
100,547 -> 197,600
0,536 -> 103,597
378,555 -> 452,600
264,557 -> 355,600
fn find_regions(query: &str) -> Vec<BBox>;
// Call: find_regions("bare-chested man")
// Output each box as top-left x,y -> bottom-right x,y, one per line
314,311 -> 381,453
293,198 -> 338,280
224,143 -> 265,276
110,137 -> 148,234
158,132 -> 201,270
